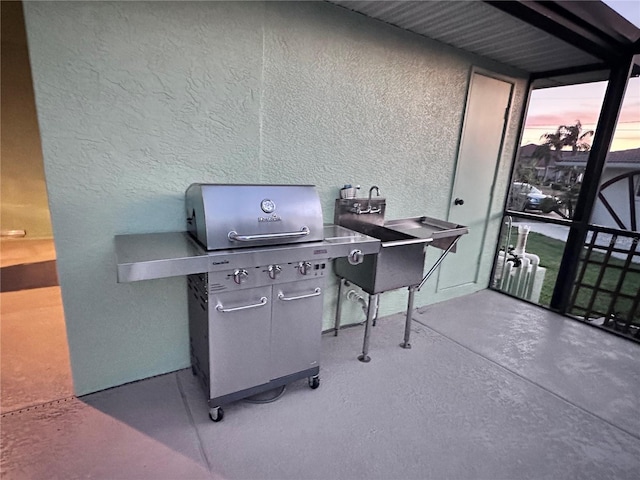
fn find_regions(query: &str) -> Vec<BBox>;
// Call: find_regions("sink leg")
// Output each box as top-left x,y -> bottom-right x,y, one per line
372,294 -> 379,326
400,286 -> 416,349
334,278 -> 345,336
358,294 -> 378,362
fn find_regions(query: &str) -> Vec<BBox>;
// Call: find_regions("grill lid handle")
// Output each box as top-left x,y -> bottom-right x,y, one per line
228,227 -> 310,242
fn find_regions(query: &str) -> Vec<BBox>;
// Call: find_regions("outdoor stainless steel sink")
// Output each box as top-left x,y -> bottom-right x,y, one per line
333,198 -> 468,295
333,195 -> 469,361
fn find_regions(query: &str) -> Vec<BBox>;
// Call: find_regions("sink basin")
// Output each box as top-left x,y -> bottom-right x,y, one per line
347,224 -> 415,243
334,224 -> 429,295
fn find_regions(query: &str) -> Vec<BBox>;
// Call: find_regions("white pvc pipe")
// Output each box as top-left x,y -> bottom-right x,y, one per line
513,224 -> 530,256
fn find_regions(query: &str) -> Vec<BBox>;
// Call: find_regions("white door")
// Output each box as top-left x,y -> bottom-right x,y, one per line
438,71 -> 513,291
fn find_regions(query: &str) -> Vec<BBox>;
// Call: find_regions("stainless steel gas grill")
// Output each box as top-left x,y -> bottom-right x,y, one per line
332,188 -> 468,362
185,184 -> 324,249
115,184 -> 379,422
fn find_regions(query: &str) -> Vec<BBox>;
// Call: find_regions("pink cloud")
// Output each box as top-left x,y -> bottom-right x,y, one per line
525,101 -> 639,129
525,112 -> 600,128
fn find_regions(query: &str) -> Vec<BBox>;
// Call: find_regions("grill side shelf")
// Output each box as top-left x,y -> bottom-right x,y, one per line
115,227 -> 380,283
115,232 -> 210,283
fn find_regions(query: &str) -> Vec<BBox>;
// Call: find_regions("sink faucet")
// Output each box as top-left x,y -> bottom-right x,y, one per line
349,186 -> 382,214
367,186 -> 381,212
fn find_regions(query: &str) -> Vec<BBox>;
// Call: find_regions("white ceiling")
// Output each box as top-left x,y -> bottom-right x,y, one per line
330,1 -> 604,74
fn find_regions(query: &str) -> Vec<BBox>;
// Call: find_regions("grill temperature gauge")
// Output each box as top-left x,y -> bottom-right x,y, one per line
261,199 -> 276,213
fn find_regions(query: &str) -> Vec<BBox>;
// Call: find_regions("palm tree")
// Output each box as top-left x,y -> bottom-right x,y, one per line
531,120 -> 594,183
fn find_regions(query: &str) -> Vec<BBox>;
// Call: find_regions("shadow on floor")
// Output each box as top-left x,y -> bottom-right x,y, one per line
0,260 -> 58,292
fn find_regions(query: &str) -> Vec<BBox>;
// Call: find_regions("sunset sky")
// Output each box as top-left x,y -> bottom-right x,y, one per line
520,1 -> 640,153
521,77 -> 640,152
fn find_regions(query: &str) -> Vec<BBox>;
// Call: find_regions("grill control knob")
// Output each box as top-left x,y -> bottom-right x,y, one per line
233,269 -> 248,285
348,249 -> 364,265
298,261 -> 312,275
268,264 -> 282,280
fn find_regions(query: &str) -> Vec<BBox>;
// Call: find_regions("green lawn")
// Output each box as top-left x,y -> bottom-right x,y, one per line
514,230 -> 640,325
521,231 -> 562,307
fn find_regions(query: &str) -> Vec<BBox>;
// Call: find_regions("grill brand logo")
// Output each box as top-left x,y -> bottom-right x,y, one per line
259,198 -> 280,222
258,214 -> 282,222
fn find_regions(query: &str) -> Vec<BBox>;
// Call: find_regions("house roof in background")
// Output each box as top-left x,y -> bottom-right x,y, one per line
518,144 -> 539,158
330,1 -> 640,76
555,148 -> 640,167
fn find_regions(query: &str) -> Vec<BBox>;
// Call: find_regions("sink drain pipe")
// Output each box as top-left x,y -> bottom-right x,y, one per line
346,288 -> 380,324
334,278 -> 379,335
346,289 -> 368,316
333,279 -> 380,362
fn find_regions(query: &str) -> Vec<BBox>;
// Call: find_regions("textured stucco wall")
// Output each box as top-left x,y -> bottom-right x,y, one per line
24,1 -> 526,394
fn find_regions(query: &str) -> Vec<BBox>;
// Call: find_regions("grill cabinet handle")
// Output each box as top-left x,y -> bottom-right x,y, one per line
228,227 -> 310,242
277,288 -> 322,302
215,296 -> 268,313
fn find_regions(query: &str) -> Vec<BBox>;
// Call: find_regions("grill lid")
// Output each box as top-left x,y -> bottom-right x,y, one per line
186,184 -> 324,251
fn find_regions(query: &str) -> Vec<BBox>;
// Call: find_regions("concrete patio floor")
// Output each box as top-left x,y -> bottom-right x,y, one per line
1,290 -> 639,479
1,239 -> 74,414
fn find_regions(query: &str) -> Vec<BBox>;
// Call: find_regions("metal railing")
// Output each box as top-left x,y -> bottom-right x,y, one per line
568,225 -> 640,340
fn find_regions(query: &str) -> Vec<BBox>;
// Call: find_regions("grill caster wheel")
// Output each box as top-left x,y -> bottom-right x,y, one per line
308,375 -> 320,389
209,406 -> 224,422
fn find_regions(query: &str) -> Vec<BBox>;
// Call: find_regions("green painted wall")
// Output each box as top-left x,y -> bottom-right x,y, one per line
1,2 -> 52,239
24,1 -> 526,395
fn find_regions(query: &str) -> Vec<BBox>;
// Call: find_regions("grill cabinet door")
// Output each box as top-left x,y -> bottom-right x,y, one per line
270,278 -> 324,380
208,286 -> 272,399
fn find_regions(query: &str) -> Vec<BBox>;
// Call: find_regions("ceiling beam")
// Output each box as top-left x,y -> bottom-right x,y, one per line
530,62 -> 609,80
485,1 -> 630,63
